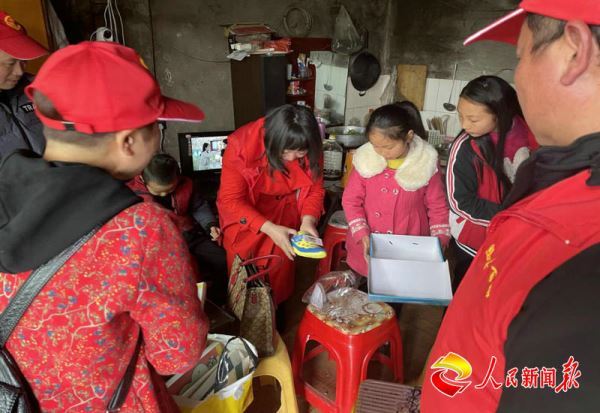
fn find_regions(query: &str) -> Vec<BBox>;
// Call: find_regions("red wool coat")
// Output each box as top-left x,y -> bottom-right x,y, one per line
343,136 -> 450,276
217,118 -> 324,304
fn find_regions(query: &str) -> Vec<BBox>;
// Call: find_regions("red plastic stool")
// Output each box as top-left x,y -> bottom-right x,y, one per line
316,210 -> 348,279
292,302 -> 404,413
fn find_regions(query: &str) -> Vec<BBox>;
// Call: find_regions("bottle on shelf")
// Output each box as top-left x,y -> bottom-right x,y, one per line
322,135 -> 343,181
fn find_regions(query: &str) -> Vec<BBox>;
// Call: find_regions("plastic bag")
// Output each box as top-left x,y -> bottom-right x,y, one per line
302,270 -> 358,309
310,288 -> 394,335
172,334 -> 258,413
380,65 -> 398,105
331,6 -> 363,55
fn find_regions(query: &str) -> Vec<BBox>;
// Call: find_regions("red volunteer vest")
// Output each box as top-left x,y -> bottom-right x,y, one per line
454,140 -> 504,251
422,170 -> 600,412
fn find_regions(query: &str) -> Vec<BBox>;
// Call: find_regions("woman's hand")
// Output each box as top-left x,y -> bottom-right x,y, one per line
209,226 -> 222,242
362,235 -> 370,264
260,221 -> 297,260
299,215 -> 319,237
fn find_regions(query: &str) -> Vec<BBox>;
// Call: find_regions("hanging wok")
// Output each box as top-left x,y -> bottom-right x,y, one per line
349,51 -> 381,96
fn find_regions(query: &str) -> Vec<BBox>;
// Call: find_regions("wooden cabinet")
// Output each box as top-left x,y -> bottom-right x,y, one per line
230,54 -> 287,128
230,38 -> 332,126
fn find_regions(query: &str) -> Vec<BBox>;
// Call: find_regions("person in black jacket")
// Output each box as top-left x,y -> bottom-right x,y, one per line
0,10 -> 48,158
446,76 -> 532,291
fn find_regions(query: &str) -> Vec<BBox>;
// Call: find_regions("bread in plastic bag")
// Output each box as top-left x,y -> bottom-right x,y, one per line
302,270 -> 358,309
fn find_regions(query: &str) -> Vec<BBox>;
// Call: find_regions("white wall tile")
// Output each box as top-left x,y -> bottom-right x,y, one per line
343,105 -> 372,127
346,75 -> 390,110
447,115 -> 462,138
423,78 -> 440,111
345,77 -> 360,109
449,80 -> 462,109
354,106 -> 372,126
346,93 -> 372,110
314,90 -> 326,110
310,51 -> 335,76
331,93 -> 346,119
314,64 -> 326,83
344,107 -> 362,126
373,75 -> 391,96
436,80 -> 453,112
330,66 -> 348,94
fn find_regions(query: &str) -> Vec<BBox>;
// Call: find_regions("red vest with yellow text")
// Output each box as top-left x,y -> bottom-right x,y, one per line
422,170 -> 600,412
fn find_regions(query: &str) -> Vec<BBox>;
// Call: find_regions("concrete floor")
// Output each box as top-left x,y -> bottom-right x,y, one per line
245,256 -> 446,413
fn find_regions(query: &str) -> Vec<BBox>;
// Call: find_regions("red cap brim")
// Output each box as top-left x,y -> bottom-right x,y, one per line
0,33 -> 47,60
159,97 -> 205,123
464,8 -> 527,46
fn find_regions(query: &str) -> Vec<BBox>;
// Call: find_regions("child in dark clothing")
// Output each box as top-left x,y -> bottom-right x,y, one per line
129,153 -> 228,305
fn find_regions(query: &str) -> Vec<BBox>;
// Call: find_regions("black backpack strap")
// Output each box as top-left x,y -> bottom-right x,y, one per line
106,332 -> 143,413
0,225 -> 144,412
0,227 -> 98,346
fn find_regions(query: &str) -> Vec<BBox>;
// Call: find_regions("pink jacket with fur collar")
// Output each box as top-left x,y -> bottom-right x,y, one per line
342,135 -> 450,276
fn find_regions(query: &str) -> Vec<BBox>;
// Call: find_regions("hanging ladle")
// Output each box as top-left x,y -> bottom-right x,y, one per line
324,53 -> 334,91
443,63 -> 458,112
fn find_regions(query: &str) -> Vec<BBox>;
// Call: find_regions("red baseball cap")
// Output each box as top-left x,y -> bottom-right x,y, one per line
464,0 -> 600,46
25,41 -> 205,133
0,10 -> 47,60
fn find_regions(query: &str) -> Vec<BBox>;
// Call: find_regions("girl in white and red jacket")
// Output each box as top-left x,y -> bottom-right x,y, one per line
447,76 -> 534,290
342,102 -> 450,277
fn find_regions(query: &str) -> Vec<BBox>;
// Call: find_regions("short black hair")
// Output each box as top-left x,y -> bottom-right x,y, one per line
264,104 -> 322,178
366,102 -> 424,142
142,153 -> 180,185
34,90 -> 112,146
34,90 -> 155,146
527,13 -> 600,53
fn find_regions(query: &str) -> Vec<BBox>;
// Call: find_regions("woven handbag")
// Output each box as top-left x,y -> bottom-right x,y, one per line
227,255 -> 282,357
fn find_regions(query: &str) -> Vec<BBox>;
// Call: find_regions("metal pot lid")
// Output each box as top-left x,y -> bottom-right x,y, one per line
349,51 -> 381,94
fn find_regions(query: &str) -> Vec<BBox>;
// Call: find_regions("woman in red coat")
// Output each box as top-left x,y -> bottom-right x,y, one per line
217,104 -> 324,305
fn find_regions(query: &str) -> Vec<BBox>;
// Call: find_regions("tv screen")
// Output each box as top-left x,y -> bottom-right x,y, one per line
178,131 -> 232,175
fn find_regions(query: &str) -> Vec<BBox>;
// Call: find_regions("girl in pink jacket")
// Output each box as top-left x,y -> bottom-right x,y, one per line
342,102 -> 450,276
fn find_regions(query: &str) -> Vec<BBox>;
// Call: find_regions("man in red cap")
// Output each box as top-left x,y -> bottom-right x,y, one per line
0,10 -> 48,158
0,41 -> 207,412
422,0 -> 600,411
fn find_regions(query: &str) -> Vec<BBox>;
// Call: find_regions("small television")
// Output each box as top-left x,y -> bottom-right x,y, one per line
178,131 -> 232,176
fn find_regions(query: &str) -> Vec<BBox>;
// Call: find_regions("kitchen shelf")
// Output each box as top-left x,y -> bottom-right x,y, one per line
289,76 -> 314,81
285,37 -> 332,109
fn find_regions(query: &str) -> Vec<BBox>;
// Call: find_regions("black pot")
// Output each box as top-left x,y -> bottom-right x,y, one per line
349,51 -> 381,96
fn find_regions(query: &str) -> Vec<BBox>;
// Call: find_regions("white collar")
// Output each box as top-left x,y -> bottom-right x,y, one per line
352,134 -> 439,191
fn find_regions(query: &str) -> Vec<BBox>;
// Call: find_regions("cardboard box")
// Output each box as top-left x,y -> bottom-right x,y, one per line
368,234 -> 452,306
